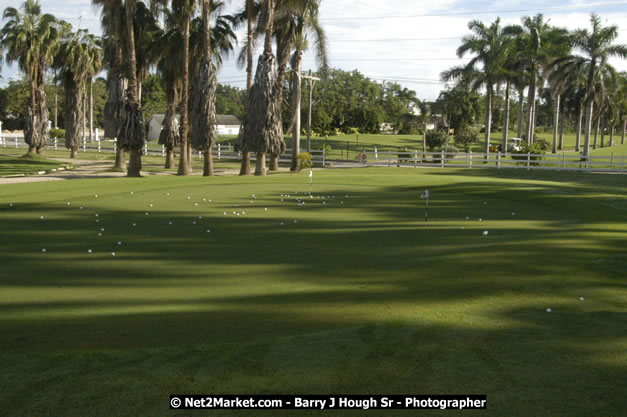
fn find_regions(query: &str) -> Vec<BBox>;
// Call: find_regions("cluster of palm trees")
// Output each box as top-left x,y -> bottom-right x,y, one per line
442,13 -> 626,158
1,0 -> 327,177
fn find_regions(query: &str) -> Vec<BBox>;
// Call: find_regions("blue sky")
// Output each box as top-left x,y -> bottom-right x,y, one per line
1,0 -> 626,100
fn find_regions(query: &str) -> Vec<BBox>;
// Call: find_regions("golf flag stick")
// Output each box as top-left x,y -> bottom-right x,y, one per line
309,170 -> 313,193
420,189 -> 430,223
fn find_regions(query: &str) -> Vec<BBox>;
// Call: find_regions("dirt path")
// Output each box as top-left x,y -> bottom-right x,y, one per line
0,158 -> 285,185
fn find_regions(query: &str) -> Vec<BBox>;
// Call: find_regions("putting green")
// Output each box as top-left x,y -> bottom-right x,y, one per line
0,167 -> 625,416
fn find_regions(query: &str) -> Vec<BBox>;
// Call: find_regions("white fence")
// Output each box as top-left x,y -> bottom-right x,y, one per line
2,135 -> 625,173
0,136 -> 327,166
339,150 -> 627,173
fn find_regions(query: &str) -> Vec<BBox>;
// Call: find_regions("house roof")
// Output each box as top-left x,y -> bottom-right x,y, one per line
148,114 -> 241,126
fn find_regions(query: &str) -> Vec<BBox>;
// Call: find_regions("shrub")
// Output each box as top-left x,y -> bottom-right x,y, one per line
425,130 -> 448,151
510,142 -> 546,166
454,127 -> 478,152
535,138 -> 551,151
297,152 -> 312,171
49,128 -> 65,139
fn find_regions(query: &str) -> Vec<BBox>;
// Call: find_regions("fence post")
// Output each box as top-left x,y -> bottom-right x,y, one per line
97,139 -> 101,153
113,138 -> 117,154
322,147 -> 326,166
388,149 -> 391,167
54,138 -> 58,151
526,152 -> 530,170
441,150 -> 445,168
610,152 -> 613,170
162,145 -> 165,157
83,136 -> 86,152
497,152 -> 501,169
218,143 -> 221,160
15,136 -> 18,148
374,146 -> 378,160
469,151 -> 472,168
414,150 -> 418,167
622,155 -> 625,174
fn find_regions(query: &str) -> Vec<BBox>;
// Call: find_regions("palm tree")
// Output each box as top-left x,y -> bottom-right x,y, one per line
442,18 -> 510,159
1,0 -> 62,154
98,2 -> 128,170
505,14 -> 570,145
283,0 -> 328,171
189,0 -> 217,176
556,14 -> 627,157
55,28 -> 102,158
157,7 -> 183,169
171,0 -> 195,176
242,0 -> 282,176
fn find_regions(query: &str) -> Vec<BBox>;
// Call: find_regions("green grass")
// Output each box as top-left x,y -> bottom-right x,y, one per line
0,168 -> 626,416
0,152 -> 70,177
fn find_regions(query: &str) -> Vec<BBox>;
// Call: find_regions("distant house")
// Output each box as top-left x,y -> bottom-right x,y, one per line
146,114 -> 242,142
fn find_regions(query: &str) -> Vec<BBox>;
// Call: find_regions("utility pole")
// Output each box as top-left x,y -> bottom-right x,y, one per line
303,70 -> 320,153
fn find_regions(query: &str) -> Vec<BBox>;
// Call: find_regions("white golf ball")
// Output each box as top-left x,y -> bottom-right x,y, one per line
95,214 -> 99,217
42,248 -> 47,253
265,208 -> 268,211
98,233 -> 102,237
199,216 -> 203,220
224,212 -> 227,215
280,222 -> 284,226
242,211 -> 246,215
149,204 -> 153,207
112,252 -> 116,256
482,231 -> 489,236
187,196 -> 191,200
193,221 -> 196,224
132,223 -> 136,227
194,203 -> 198,207
88,249 -> 92,254
479,218 -> 482,221
9,203 -> 13,207
145,212 -> 149,216
546,308 -> 552,313
96,219 -> 100,223
130,192 -> 134,195
206,229 -> 211,233
512,212 -> 516,216
166,193 -> 170,196
169,221 -> 173,225
94,195 -> 98,198
100,228 -> 104,232
80,207 -> 83,210
117,241 -> 122,246
67,202 -> 71,206
40,216 -> 44,220
579,297 -> 584,301
466,216 -> 469,220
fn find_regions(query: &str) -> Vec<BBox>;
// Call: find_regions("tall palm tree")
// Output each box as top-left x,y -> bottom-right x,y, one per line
55,28 -> 102,158
284,0 -> 328,171
505,14 -> 570,145
1,0 -> 62,154
189,0 -> 217,176
442,18 -> 510,159
555,14 -> 627,157
98,2 -> 128,170
157,7 -> 183,169
172,0 -> 195,176
242,0 -> 282,176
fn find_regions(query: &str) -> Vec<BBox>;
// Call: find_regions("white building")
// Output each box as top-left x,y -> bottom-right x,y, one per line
146,114 -> 242,141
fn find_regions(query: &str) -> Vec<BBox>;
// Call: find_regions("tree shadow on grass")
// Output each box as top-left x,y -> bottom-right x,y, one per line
0,174 -> 625,416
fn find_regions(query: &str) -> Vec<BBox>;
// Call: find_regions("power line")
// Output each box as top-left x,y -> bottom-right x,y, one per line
321,2 -> 627,20
332,36 -> 461,43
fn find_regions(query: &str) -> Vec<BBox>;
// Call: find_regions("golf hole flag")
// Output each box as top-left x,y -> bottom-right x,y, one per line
421,190 -> 430,222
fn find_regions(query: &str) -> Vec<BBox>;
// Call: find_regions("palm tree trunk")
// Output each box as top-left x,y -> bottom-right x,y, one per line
123,0 -> 144,178
203,149 -> 213,176
484,85 -> 492,161
576,105 -> 583,152
558,111 -> 564,150
165,148 -> 174,168
583,100 -> 593,157
552,94 -> 560,153
177,14 -> 191,176
600,118 -> 605,147
526,76 -> 536,144
239,0 -> 254,176
517,87 -> 524,138
54,74 -> 58,129
269,154 -> 279,171
502,80 -> 510,151
255,152 -> 266,176
89,78 -> 93,142
291,58 -> 302,172
115,147 -> 126,171
532,99 -> 538,143
593,116 -> 600,149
